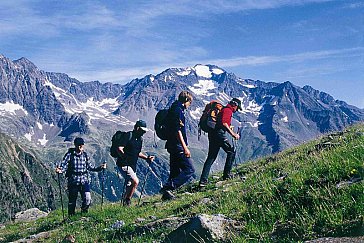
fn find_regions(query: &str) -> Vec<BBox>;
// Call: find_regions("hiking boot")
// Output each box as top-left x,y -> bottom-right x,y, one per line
222,174 -> 233,180
81,205 -> 89,214
161,190 -> 175,201
199,180 -> 208,188
123,198 -> 131,207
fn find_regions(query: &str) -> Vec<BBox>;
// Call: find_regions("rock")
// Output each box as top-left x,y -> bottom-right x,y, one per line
14,208 -> 48,222
79,217 -> 90,222
110,220 -> 125,230
0,224 -> 5,229
164,214 -> 243,242
12,230 -> 56,243
149,215 -> 157,220
215,181 -> 224,187
133,217 -> 188,235
135,217 -> 146,223
336,177 -> 362,188
62,234 -> 76,243
273,175 -> 287,182
200,198 -> 212,204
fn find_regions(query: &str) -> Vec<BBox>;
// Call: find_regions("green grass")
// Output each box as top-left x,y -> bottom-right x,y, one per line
1,123 -> 364,242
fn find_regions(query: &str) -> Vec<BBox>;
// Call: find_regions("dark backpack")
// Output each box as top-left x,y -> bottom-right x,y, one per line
110,131 -> 132,158
154,109 -> 169,140
199,101 -> 223,133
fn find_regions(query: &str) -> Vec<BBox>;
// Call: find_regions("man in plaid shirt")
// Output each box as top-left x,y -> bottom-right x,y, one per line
56,137 -> 106,216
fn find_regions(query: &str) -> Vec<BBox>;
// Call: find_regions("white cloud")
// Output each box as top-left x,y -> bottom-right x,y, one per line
59,47 -> 364,83
203,47 -> 364,68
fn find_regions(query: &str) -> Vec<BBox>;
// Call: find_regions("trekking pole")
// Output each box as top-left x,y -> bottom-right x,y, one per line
138,161 -> 153,206
101,163 -> 105,209
57,172 -> 65,221
232,127 -> 239,171
145,158 -> 163,187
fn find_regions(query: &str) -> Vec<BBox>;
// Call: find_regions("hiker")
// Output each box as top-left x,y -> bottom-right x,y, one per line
160,91 -> 195,200
115,120 -> 155,206
56,137 -> 107,216
199,98 -> 242,187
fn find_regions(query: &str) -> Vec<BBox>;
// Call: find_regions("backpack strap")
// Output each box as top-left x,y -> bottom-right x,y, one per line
125,131 -> 133,145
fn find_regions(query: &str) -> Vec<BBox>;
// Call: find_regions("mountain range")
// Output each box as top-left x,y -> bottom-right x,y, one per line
0,54 -> 363,222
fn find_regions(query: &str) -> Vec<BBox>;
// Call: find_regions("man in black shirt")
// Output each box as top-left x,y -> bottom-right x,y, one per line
116,120 -> 155,206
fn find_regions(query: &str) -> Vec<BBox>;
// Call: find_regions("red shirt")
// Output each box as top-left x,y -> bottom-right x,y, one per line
218,104 -> 234,127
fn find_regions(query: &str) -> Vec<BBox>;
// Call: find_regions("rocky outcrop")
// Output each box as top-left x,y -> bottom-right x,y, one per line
14,208 -> 48,222
165,214 -> 243,242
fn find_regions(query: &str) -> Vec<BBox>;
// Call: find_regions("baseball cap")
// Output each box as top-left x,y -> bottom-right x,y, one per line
135,120 -> 148,132
74,137 -> 85,146
230,98 -> 242,111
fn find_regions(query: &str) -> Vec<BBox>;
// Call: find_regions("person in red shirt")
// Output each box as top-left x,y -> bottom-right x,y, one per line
199,98 -> 241,186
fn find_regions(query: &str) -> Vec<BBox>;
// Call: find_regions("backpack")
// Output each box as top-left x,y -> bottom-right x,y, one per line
154,109 -> 169,140
199,101 -> 223,133
110,131 -> 132,158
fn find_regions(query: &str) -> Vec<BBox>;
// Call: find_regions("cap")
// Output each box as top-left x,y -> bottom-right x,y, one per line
230,98 -> 242,111
135,120 -> 148,132
74,137 -> 85,146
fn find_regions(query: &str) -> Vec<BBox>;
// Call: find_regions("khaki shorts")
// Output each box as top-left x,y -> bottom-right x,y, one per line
118,166 -> 138,185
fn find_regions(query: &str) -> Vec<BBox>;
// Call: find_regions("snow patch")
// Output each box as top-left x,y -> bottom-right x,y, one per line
38,134 -> 48,146
194,65 -> 212,78
239,99 -> 262,116
190,107 -> 203,120
111,186 -> 117,198
246,121 -> 259,128
218,92 -> 231,103
176,70 -> 191,76
281,116 -> 288,123
24,128 -> 34,142
188,80 -> 217,96
0,101 -> 28,116
243,84 -> 256,89
211,68 -> 224,75
36,122 -> 43,130
149,76 -> 155,81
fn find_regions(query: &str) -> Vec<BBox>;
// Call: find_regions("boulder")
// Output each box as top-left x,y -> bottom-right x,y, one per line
133,217 -> 189,236
14,208 -> 48,222
164,214 -> 243,242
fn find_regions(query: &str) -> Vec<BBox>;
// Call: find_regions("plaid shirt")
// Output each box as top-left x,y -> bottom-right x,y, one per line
59,149 -> 101,185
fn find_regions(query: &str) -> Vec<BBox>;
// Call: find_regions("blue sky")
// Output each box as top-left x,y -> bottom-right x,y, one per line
0,0 -> 363,107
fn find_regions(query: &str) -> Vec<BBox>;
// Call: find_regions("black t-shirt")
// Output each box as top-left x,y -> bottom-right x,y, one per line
117,131 -> 142,171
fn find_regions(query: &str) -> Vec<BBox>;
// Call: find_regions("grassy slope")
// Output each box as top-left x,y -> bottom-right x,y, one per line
1,123 -> 364,242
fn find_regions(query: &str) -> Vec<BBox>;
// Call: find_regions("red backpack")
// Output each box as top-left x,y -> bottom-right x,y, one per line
198,101 -> 223,134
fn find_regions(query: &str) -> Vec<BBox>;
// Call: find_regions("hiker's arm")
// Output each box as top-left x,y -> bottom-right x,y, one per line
88,163 -> 107,172
117,146 -> 125,157
56,153 -> 70,173
222,123 -> 239,140
86,155 -> 106,172
138,152 -> 155,163
177,130 -> 190,157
